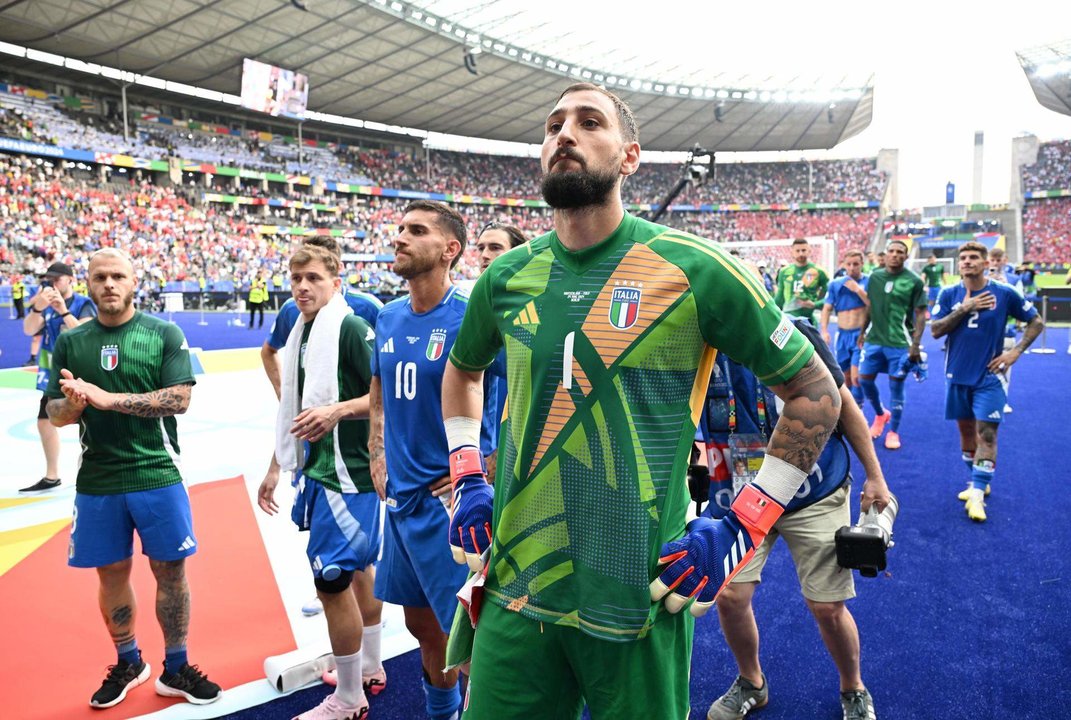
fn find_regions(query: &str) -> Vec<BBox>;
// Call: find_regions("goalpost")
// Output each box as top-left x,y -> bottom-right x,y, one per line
906,256 -> 956,279
719,236 -> 838,277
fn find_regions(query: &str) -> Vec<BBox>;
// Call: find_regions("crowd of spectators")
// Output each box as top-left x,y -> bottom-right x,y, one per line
1022,197 -> 1071,264
1021,139 -> 1071,193
3,86 -> 887,205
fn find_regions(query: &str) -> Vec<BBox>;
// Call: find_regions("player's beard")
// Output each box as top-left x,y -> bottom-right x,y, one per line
393,251 -> 439,280
541,162 -> 619,210
91,287 -> 135,316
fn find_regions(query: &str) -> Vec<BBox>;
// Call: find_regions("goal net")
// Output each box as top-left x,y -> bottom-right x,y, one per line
719,236 -> 838,278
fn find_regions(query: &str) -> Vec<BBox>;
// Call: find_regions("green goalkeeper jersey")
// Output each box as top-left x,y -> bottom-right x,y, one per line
775,262 -> 829,318
449,213 -> 814,641
45,312 -> 195,495
297,314 -> 375,493
864,268 -> 927,348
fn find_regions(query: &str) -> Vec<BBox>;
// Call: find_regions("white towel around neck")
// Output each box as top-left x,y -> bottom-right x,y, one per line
275,293 -> 352,474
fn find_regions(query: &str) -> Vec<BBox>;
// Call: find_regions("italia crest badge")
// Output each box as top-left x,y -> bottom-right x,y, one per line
609,287 -> 641,330
426,329 -> 447,361
100,345 -> 119,372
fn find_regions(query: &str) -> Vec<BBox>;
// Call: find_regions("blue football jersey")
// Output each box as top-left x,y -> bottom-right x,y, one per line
372,286 -> 498,515
37,293 -> 97,391
267,290 -> 383,350
933,281 -> 1037,386
823,274 -> 869,313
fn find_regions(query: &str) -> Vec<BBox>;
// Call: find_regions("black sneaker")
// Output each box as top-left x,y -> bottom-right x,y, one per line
155,663 -> 222,705
18,477 -> 61,494
90,659 -> 150,708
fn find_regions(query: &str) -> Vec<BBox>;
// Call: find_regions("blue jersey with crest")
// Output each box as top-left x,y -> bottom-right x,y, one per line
933,281 -> 1037,387
36,293 -> 97,391
371,286 -> 498,515
267,290 -> 382,350
823,274 -> 869,313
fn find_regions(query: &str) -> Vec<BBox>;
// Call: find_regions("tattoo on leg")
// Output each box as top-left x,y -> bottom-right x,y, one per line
111,604 -> 133,628
152,560 -> 190,648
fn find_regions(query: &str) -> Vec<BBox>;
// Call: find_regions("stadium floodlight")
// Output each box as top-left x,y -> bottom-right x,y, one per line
26,48 -> 64,66
0,41 -> 26,57
135,74 -> 166,90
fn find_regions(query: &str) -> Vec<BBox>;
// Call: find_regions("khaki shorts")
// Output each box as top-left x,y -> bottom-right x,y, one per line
731,484 -> 855,603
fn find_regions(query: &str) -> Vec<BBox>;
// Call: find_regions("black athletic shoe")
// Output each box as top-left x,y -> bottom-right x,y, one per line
90,659 -> 150,708
18,477 -> 61,494
155,663 -> 223,705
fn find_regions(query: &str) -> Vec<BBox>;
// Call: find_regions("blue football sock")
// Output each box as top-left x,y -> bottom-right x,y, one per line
888,379 -> 905,431
859,376 -> 884,416
961,451 -> 975,472
164,646 -> 188,675
423,678 -> 461,720
972,459 -> 995,491
117,638 -> 140,666
850,384 -> 865,409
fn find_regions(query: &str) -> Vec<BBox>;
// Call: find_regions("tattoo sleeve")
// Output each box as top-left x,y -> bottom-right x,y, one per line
368,378 -> 385,457
1015,315 -> 1044,353
46,397 -> 83,426
765,355 -> 842,473
112,384 -> 192,417
931,304 -> 970,339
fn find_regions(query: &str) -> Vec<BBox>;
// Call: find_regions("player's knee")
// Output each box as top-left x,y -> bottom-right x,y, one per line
806,599 -> 847,627
314,567 -> 355,595
715,582 -> 751,614
97,557 -> 134,583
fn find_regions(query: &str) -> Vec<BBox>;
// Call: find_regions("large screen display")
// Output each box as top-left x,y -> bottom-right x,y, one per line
240,58 -> 309,120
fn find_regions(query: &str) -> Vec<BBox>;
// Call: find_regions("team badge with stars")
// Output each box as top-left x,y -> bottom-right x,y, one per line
609,286 -> 641,330
426,328 -> 447,361
100,344 -> 119,372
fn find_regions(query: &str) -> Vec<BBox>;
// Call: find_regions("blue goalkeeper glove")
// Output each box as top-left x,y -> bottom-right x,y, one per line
651,484 -> 784,617
448,446 -> 494,572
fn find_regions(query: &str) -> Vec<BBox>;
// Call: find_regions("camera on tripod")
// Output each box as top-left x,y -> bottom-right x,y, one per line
835,493 -> 899,577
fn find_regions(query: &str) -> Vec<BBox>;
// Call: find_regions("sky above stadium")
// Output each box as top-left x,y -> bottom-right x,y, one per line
423,0 -> 1071,209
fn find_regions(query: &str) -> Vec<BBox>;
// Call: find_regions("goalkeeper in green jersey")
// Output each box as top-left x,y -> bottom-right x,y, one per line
440,83 -> 841,719
45,249 -> 221,709
774,238 -> 830,324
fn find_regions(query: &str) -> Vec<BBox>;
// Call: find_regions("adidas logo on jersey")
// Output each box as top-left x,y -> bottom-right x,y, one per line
988,411 -> 1001,419
177,536 -> 196,552
381,338 -> 395,354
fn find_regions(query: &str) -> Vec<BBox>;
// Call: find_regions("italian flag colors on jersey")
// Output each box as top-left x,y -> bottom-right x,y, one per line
450,213 -> 814,641
45,312 -> 195,495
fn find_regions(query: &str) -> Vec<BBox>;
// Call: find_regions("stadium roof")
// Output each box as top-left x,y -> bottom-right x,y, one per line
1017,38 -> 1071,117
0,0 -> 875,152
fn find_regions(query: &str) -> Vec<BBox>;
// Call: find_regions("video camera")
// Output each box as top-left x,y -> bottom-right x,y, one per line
835,494 -> 899,577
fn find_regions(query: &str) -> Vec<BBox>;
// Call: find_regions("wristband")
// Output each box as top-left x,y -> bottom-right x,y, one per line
30,306 -> 41,313
449,446 -> 485,485
60,312 -> 72,319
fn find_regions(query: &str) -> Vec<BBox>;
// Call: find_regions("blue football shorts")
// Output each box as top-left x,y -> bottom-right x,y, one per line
69,482 -> 196,568
293,478 -> 381,577
945,373 -> 1007,424
834,328 -> 863,371
374,489 -> 468,633
859,343 -> 909,376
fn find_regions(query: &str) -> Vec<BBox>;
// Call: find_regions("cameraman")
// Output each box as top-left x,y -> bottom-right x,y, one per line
19,262 -> 96,493
701,316 -> 890,720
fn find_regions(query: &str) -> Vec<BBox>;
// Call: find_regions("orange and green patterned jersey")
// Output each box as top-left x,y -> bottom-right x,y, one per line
449,213 -> 814,641
44,312 -> 195,495
775,262 -> 829,318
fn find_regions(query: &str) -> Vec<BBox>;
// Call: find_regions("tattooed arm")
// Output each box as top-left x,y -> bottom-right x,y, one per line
58,374 -> 192,417
765,354 -> 842,474
369,377 -> 387,500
